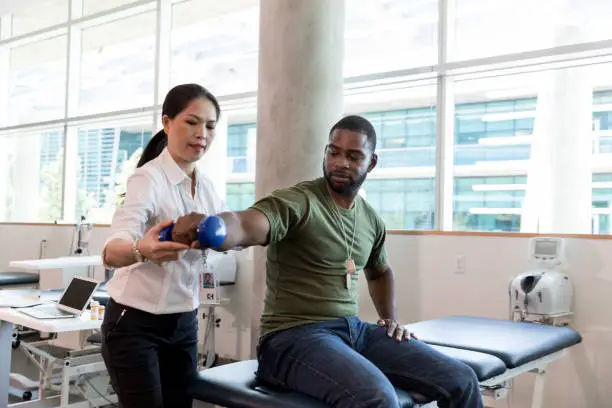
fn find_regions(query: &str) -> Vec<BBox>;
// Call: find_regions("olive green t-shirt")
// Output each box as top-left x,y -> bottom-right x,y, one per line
250,177 -> 388,337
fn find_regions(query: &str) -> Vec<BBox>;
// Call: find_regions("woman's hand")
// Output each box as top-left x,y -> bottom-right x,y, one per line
138,220 -> 190,262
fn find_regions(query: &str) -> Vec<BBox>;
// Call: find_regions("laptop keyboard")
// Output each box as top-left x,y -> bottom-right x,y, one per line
31,304 -> 74,318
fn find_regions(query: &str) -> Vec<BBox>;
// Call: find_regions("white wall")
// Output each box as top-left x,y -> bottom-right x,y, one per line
1,224 -> 609,408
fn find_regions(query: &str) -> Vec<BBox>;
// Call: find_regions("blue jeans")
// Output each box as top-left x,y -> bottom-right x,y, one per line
256,317 -> 483,408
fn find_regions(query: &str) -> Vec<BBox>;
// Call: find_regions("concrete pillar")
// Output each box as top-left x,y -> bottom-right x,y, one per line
250,0 -> 345,356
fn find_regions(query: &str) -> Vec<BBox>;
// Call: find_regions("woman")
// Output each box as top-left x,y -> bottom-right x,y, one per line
101,83 -> 226,408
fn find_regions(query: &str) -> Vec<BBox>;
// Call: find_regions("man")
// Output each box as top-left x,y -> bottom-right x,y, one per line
172,115 -> 483,407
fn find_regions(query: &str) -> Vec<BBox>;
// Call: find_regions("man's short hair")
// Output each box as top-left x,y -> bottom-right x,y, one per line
330,115 -> 377,152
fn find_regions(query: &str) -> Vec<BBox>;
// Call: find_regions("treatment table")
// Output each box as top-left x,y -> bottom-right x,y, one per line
1,290 -> 115,408
8,255 -> 101,290
188,315 -> 582,408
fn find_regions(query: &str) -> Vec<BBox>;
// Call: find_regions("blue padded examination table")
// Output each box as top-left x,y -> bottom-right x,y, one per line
188,315 -> 582,408
0,272 -> 39,288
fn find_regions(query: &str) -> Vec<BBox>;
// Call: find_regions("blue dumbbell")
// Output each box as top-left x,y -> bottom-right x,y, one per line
158,216 -> 227,248
158,223 -> 175,242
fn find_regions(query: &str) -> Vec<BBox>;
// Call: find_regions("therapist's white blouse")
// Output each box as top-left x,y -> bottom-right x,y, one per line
103,147 -> 227,314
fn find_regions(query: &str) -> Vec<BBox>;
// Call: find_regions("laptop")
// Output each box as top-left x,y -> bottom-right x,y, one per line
17,275 -> 100,319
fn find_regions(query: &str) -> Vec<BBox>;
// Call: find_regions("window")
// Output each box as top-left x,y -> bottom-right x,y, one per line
364,108 -> 436,168
9,0 -> 69,37
453,176 -> 525,232
82,0 -> 143,16
77,11 -> 156,116
363,178 -> 435,230
6,35 -> 68,126
64,121 -> 153,223
344,0 -> 437,77
348,81 -> 437,171
448,61 -> 612,233
593,90 -> 612,154
453,0 -> 612,61
227,123 -> 256,174
0,128 -> 65,222
169,0 -> 260,97
592,173 -> 612,234
453,76 -> 537,169
226,123 -> 256,211
345,82 -> 438,230
226,183 -> 255,211
2,0 -> 612,234
454,98 -> 534,165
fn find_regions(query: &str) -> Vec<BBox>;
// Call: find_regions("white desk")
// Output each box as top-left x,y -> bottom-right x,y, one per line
9,256 -> 102,272
9,256 -> 102,290
6,256 -> 103,353
0,306 -> 103,408
0,308 -> 100,338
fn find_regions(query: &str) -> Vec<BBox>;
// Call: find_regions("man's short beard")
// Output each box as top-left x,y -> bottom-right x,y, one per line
323,165 -> 367,197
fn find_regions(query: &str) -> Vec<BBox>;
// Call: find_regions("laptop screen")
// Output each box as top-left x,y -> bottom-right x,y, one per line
58,277 -> 98,311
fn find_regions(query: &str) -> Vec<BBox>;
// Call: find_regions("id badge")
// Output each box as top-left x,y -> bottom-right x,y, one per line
199,262 -> 218,305
345,258 -> 356,290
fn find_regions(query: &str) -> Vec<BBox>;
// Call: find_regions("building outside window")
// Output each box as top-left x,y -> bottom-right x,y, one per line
225,90 -> 612,234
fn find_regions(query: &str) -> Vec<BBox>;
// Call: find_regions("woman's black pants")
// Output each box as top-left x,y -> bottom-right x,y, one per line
101,297 -> 198,408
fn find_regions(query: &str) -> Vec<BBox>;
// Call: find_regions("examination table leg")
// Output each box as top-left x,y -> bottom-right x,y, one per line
531,368 -> 547,408
0,320 -> 15,408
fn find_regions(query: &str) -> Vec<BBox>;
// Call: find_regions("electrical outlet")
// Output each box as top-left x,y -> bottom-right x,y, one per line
455,255 -> 466,274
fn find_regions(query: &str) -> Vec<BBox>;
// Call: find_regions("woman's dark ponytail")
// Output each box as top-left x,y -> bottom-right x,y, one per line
137,130 -> 168,168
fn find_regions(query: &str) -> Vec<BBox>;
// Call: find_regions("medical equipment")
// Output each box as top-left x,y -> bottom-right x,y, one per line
198,251 -> 237,370
188,315 -> 582,408
70,216 -> 94,256
508,237 -> 573,324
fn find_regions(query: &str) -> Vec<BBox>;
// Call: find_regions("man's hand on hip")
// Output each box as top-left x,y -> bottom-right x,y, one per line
377,318 -> 418,342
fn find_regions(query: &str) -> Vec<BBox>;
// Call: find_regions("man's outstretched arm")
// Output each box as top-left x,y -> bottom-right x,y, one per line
172,209 -> 271,251
174,188 -> 309,250
216,209 -> 271,250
